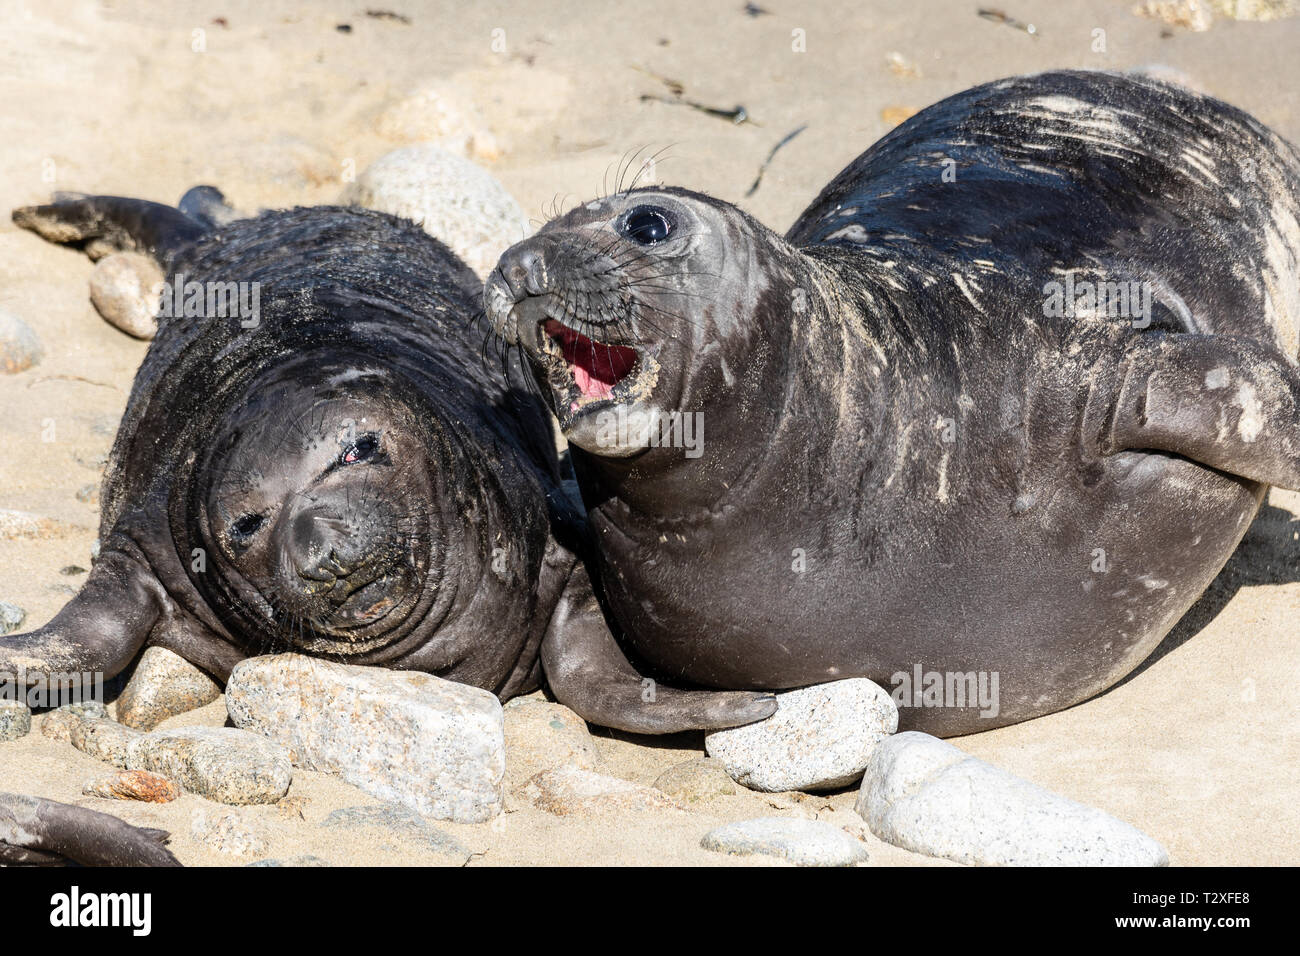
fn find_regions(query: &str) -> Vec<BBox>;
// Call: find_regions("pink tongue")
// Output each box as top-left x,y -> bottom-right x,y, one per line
573,364 -> 614,399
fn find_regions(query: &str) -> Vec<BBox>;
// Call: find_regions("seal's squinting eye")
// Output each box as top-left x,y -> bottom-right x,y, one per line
341,433 -> 380,465
230,513 -> 264,539
620,206 -> 674,245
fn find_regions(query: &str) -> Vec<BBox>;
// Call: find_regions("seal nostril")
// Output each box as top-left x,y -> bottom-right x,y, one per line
503,248 -> 546,299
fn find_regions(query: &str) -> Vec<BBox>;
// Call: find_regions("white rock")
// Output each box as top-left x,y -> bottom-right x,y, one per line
705,679 -> 898,792
342,145 -> 528,278
856,732 -> 1169,866
226,654 -> 505,824
701,817 -> 870,867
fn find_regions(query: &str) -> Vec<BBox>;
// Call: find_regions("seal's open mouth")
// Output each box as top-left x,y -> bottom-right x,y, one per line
541,319 -> 644,411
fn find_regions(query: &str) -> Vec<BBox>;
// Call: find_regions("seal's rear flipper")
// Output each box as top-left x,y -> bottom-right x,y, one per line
1105,333 -> 1300,490
0,793 -> 181,866
541,563 -> 778,733
11,194 -> 209,265
0,546 -> 163,691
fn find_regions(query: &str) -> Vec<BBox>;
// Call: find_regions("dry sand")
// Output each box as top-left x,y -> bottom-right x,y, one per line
1,0 -> 1298,866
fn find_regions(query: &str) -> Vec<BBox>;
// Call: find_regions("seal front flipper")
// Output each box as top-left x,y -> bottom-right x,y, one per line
541,562 -> 778,734
0,542 -> 164,685
1102,333 -> 1300,490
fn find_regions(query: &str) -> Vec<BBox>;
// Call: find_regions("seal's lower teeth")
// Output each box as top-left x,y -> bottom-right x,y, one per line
542,319 -> 638,400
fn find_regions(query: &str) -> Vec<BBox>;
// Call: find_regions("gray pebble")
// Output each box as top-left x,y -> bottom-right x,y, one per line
0,700 -> 32,741
0,308 -> 42,374
0,601 -> 24,635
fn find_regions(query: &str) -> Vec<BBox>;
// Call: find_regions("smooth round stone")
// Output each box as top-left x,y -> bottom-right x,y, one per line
705,678 -> 899,792
342,144 -> 528,278
0,309 -> 42,373
88,252 -> 163,339
701,817 -> 870,867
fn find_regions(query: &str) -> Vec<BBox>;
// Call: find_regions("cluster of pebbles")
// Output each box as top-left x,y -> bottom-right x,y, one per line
1,647 -> 1168,867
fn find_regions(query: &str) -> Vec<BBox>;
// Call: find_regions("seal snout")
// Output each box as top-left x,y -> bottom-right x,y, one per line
273,498 -> 409,631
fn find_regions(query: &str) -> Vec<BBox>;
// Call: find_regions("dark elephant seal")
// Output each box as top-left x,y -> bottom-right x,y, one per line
3,193 -> 774,733
485,70 -> 1300,736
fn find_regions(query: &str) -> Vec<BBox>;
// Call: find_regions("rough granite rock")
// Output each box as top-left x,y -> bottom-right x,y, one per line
321,804 -> 469,858
128,727 -> 292,805
856,731 -> 1170,867
88,251 -> 163,339
0,308 -> 42,373
0,700 -> 32,741
40,701 -> 106,742
701,817 -> 871,867
83,769 -> 181,803
226,654 -> 505,823
653,757 -> 740,803
521,765 -> 681,816
341,144 -> 528,278
705,678 -> 899,792
190,808 -> 268,857
0,600 -> 25,634
503,696 -> 601,791
70,717 -> 141,767
116,646 -> 222,731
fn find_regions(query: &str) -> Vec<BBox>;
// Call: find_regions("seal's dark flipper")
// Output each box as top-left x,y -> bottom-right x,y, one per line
1106,333 -> 1300,490
11,195 -> 208,264
541,563 -> 778,733
0,793 -> 181,866
0,547 -> 162,686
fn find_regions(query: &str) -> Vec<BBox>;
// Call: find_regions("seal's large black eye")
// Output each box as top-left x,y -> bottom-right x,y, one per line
620,206 -> 675,245
341,433 -> 379,465
231,513 -> 264,539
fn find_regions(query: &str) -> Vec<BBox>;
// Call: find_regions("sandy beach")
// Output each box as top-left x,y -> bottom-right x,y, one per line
1,0 -> 1298,866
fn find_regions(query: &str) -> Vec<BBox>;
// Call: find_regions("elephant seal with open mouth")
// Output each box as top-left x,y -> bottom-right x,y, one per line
3,194 -> 774,733
486,70 -> 1300,736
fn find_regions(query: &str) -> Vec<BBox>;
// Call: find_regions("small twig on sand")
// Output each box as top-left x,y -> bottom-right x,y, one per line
745,124 -> 808,197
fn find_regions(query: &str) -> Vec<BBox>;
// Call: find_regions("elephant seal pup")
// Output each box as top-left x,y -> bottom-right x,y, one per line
486,69 -> 1300,736
3,194 -> 774,733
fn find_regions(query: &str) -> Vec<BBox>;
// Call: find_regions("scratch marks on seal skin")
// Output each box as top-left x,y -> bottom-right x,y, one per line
1236,382 -> 1263,442
951,272 -> 985,314
826,224 -> 869,244
1261,197 -> 1300,359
